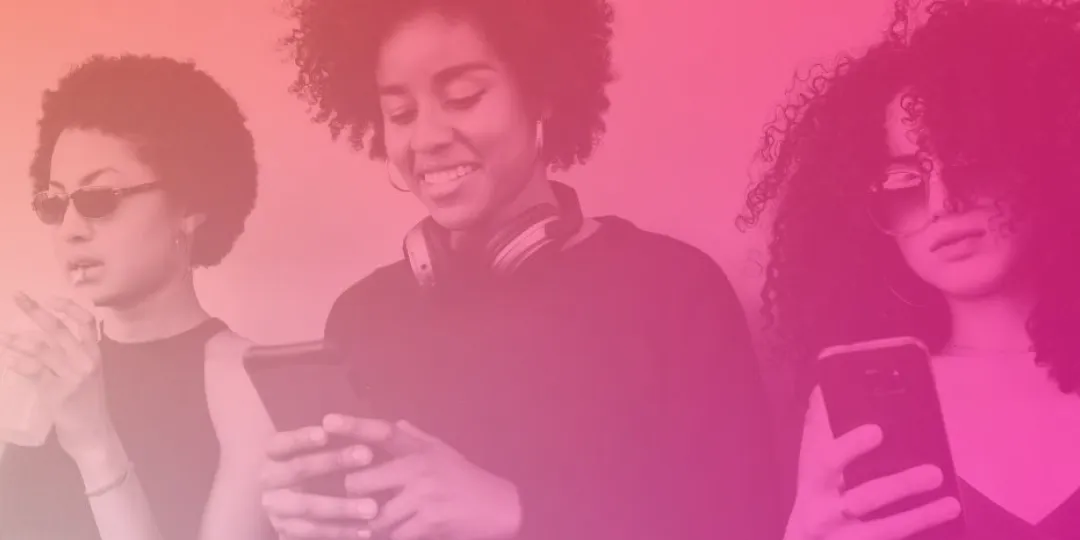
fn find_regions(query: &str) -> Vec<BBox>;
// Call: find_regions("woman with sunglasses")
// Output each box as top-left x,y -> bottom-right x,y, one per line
257,1 -> 782,539
741,1 -> 1080,538
0,55 -> 276,539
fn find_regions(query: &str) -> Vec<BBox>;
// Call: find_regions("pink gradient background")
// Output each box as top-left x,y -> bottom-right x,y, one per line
0,0 -> 896,342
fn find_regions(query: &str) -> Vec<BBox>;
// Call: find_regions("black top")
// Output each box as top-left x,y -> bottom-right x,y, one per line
959,478 -> 1080,539
0,318 -> 226,540
325,217 -> 784,540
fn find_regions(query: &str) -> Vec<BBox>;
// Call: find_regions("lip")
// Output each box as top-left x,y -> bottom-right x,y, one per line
414,163 -> 481,201
413,162 -> 481,177
66,257 -> 103,272
929,229 -> 986,252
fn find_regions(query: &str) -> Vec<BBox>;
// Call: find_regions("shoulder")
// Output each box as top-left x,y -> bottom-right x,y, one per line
203,328 -> 255,367
202,329 -> 274,444
588,216 -> 738,297
325,259 -> 415,338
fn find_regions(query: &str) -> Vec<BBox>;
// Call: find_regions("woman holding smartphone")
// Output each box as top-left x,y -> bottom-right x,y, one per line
741,1 -> 1080,538
0,55 -> 276,539
257,1 -> 783,539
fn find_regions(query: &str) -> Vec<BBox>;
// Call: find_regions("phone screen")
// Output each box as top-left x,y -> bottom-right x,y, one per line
817,337 -> 964,537
244,341 -> 373,497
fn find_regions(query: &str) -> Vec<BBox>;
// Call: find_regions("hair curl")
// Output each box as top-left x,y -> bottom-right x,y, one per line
29,54 -> 258,268
282,0 -> 615,171
740,0 -> 1080,395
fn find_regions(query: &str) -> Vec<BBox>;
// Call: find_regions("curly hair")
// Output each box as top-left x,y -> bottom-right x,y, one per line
282,0 -> 615,171
29,54 -> 258,268
740,0 -> 1080,396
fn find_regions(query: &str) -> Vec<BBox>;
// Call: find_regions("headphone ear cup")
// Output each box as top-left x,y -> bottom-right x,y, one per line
487,210 -> 561,274
403,219 -> 446,290
404,183 -> 585,289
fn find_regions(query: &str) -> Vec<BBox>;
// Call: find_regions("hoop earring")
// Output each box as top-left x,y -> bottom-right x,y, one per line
386,161 -> 410,193
885,277 -> 927,308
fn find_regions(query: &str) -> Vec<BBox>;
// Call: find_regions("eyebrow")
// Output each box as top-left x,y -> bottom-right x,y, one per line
47,167 -> 119,190
377,61 -> 496,97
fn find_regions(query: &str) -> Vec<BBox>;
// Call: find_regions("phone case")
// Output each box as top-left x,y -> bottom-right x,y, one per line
244,341 -> 376,498
817,336 -> 964,538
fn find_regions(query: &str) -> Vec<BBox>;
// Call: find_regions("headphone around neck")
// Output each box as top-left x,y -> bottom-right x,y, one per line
402,182 -> 585,290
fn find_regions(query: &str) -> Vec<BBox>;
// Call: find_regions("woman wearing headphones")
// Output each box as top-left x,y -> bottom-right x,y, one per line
0,55 -> 276,540
259,1 -> 782,539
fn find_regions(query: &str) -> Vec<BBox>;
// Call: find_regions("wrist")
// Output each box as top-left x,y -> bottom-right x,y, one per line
70,431 -> 129,491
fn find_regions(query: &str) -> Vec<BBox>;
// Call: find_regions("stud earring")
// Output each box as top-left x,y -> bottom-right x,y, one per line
535,120 -> 545,155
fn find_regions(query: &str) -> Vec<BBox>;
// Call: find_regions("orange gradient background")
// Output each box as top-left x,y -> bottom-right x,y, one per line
0,0 -> 897,343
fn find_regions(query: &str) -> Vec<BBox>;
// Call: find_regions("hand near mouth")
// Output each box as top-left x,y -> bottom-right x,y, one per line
1,293 -> 125,490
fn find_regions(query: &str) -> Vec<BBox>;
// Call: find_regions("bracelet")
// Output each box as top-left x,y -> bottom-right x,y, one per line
85,462 -> 134,498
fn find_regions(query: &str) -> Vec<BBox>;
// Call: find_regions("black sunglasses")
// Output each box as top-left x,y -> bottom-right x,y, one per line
31,182 -> 162,225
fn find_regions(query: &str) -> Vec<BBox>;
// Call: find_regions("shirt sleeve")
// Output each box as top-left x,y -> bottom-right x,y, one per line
513,252 -> 785,540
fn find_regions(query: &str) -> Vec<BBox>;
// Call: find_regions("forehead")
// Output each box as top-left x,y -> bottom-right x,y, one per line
49,128 -> 153,189
375,10 -> 500,86
884,92 -> 922,158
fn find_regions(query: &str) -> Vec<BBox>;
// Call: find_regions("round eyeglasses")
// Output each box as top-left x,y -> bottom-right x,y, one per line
867,167 -> 935,236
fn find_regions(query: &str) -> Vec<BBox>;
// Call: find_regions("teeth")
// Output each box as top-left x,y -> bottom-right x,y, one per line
423,165 -> 475,185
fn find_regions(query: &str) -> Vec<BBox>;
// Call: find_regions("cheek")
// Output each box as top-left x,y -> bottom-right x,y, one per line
384,123 -> 410,168
894,235 -> 930,275
466,115 -> 528,155
99,210 -> 179,271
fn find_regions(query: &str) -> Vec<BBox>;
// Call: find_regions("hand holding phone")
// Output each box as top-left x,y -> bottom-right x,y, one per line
247,341 -> 397,538
244,340 -> 378,497
782,337 -> 965,540
259,421 -> 382,538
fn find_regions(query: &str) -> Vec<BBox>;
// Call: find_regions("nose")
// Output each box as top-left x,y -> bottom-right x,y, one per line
925,174 -> 960,218
56,204 -> 92,242
409,108 -> 455,155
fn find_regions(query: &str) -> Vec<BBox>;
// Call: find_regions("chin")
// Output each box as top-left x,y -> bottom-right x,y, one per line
78,289 -> 120,308
427,203 -> 487,231
75,283 -> 131,309
925,262 -> 1016,299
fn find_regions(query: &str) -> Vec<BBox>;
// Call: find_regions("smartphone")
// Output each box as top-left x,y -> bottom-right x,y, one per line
244,340 -> 375,497
817,336 -> 964,538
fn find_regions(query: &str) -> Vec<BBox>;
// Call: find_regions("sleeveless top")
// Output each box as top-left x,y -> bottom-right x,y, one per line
959,478 -> 1080,539
931,353 -> 1080,539
0,318 -> 226,540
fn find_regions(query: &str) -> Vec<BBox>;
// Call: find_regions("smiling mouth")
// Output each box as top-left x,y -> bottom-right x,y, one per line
419,164 -> 480,186
930,230 -> 985,252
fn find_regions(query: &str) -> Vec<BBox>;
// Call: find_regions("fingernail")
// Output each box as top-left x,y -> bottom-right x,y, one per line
396,419 -> 418,436
310,429 -> 327,444
350,446 -> 372,465
943,497 -> 962,516
325,414 -> 343,429
355,530 -> 371,539
356,498 -> 377,519
866,425 -> 884,443
924,466 -> 944,486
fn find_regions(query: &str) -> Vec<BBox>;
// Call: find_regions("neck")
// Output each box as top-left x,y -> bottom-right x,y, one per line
450,168 -> 556,249
99,272 -> 210,343
945,284 -> 1037,354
